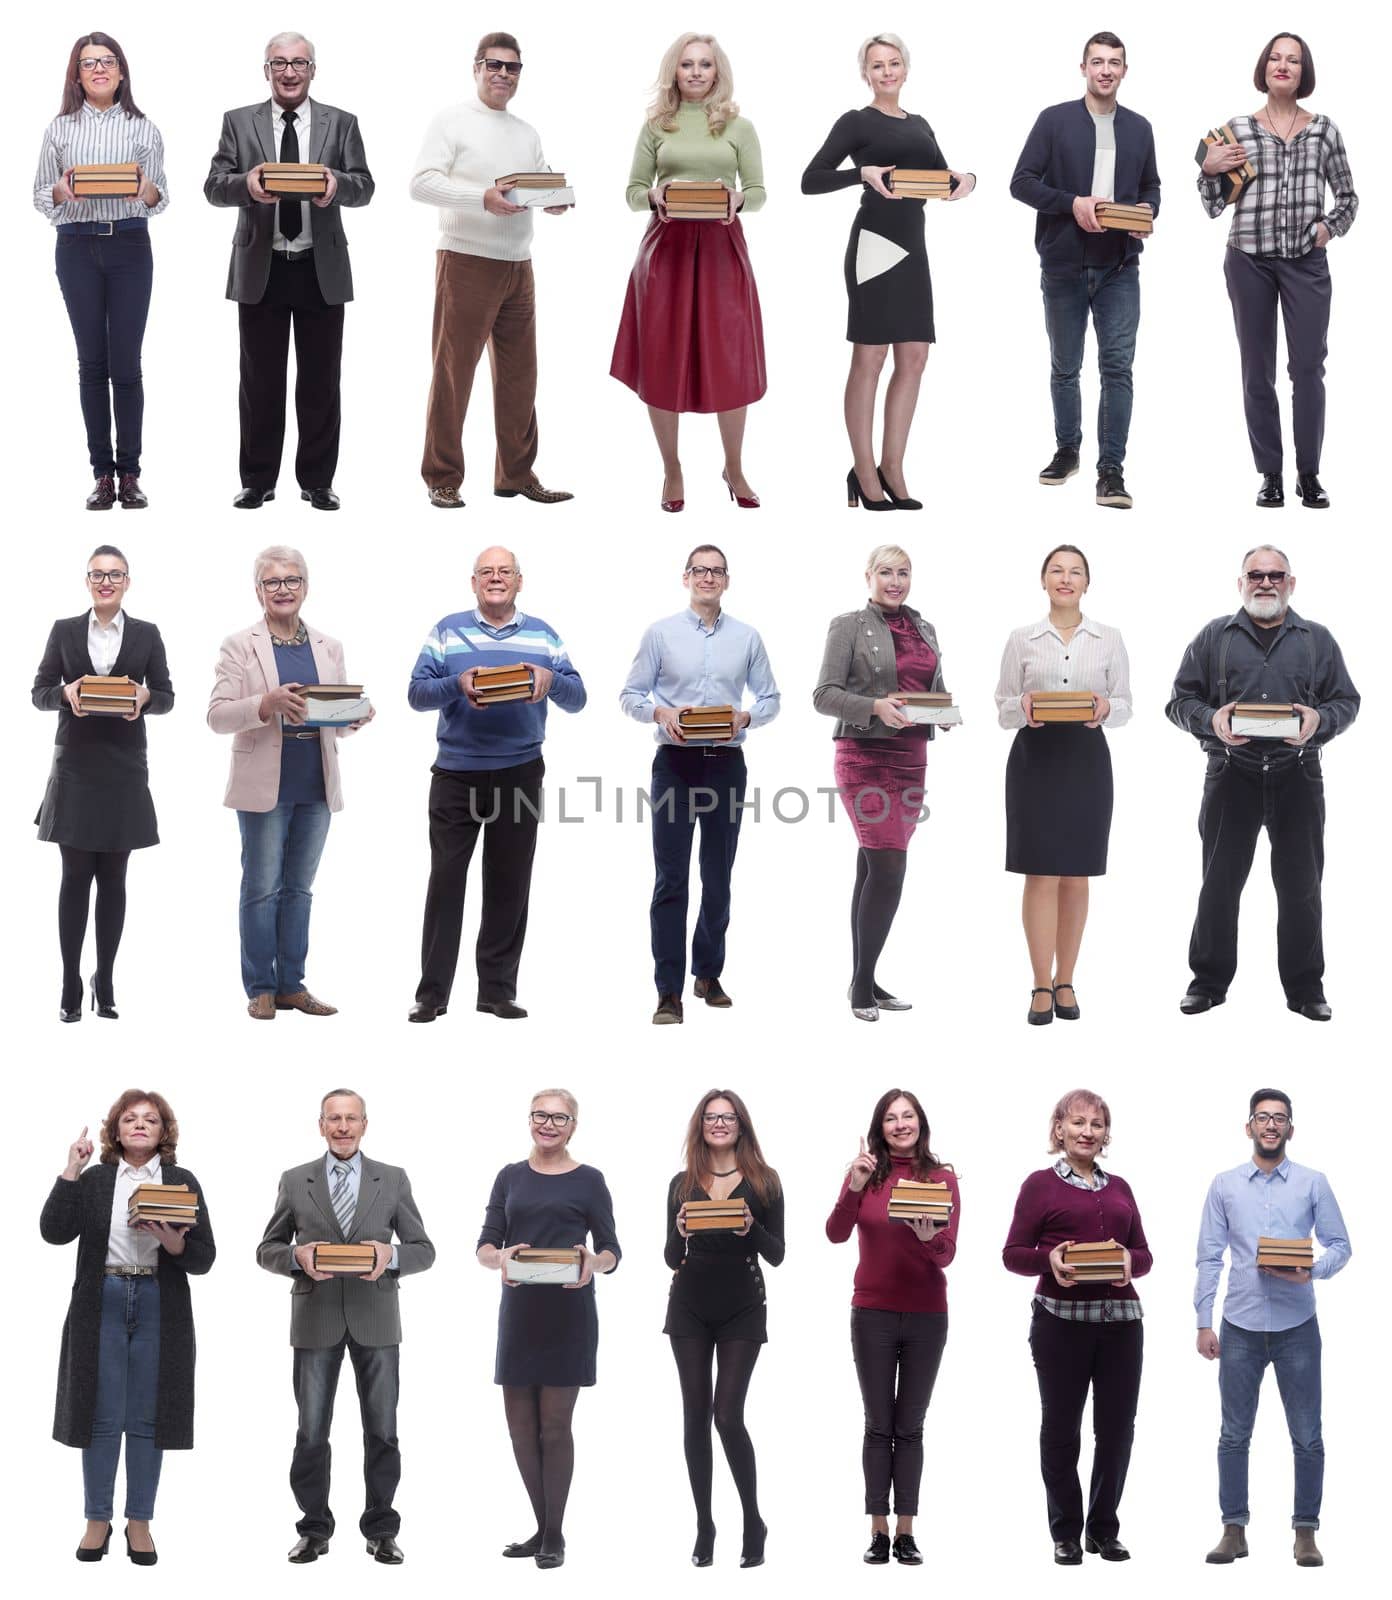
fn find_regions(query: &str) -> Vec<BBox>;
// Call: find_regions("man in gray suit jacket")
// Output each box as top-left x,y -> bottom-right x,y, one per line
258,1088 -> 434,1565
205,32 -> 373,511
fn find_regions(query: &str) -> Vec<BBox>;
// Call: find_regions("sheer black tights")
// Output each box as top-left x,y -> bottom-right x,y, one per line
850,846 -> 908,1008
502,1384 -> 580,1557
58,846 -> 130,1008
670,1335 -> 763,1556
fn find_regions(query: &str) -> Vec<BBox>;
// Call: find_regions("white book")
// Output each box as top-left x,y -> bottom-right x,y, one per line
512,187 -> 575,208
302,695 -> 372,727
504,1255 -> 581,1285
902,705 -> 963,726
1231,712 -> 1300,738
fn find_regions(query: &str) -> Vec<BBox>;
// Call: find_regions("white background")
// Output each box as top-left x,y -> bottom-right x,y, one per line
5,0 -> 1386,1595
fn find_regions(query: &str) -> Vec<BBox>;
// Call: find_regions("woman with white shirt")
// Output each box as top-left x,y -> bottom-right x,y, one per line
31,545 -> 173,1022
40,1089 -> 216,1564
995,546 -> 1131,1024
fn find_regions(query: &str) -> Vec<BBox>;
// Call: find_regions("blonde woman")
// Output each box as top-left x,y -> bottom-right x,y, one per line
611,33 -> 766,512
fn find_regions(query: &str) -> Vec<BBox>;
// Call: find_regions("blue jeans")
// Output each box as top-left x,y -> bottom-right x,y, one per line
237,800 -> 332,996
1218,1316 -> 1323,1528
83,1275 -> 162,1521
1041,261 -> 1140,472
291,1337 -> 401,1538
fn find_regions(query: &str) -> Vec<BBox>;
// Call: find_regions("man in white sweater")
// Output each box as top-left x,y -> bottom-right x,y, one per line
411,32 -> 572,508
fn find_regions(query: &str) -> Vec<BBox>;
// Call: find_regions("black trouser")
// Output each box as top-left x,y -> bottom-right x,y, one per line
1028,1306 -> 1143,1544
416,758 -> 543,1007
850,1308 -> 947,1516
291,1335 -> 401,1539
238,253 -> 344,491
1188,750 -> 1326,1003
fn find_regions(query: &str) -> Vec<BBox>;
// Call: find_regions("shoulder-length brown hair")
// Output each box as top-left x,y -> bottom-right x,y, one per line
60,33 -> 145,119
866,1087 -> 951,1189
676,1088 -> 779,1205
100,1088 -> 178,1165
1254,32 -> 1315,98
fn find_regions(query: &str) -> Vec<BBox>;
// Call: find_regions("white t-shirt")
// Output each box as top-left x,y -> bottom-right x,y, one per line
1089,109 -> 1116,200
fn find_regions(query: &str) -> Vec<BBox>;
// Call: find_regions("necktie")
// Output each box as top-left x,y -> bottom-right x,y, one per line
330,1162 -> 354,1235
279,108 -> 301,241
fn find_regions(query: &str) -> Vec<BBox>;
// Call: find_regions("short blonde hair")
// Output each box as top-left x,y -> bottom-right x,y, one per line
531,1087 -> 579,1121
649,33 -> 738,136
866,544 -> 911,573
1047,1089 -> 1112,1154
858,33 -> 910,81
254,544 -> 308,584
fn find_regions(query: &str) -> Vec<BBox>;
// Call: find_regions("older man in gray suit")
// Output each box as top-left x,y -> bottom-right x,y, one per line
205,32 -> 373,511
258,1088 -> 434,1565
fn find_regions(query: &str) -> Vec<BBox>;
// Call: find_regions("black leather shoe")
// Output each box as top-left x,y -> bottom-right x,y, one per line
1027,986 -> 1054,1025
1053,1539 -> 1083,1565
75,1524 -> 112,1561
477,999 -> 528,1019
124,1525 -> 158,1566
407,1001 -> 448,1023
1256,472 -> 1285,508
864,1531 -> 891,1564
1096,468 -> 1133,508
892,1534 -> 922,1565
1288,999 -> 1332,1021
653,993 -> 684,1025
89,975 -> 119,1019
233,486 -> 276,509
1180,993 -> 1224,1015
1052,982 -> 1080,1021
1085,1535 -> 1130,1561
366,1536 -> 404,1565
288,1536 -> 329,1564
1039,447 -> 1079,485
301,487 -> 341,511
877,467 -> 923,510
693,975 -> 732,1007
1296,472 -> 1330,509
87,475 -> 116,510
503,1534 -> 543,1558
118,474 -> 148,509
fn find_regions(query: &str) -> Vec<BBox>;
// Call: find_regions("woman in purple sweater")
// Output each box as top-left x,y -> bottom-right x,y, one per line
1002,1088 -> 1151,1567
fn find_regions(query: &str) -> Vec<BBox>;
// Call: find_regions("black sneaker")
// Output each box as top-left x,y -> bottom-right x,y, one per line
863,1531 -> 891,1565
1096,468 -> 1133,508
1039,447 -> 1080,486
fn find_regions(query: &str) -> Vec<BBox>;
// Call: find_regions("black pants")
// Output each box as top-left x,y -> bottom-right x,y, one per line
291,1335 -> 401,1539
416,758 -> 543,1007
850,1308 -> 947,1516
238,253 -> 344,491
1188,752 -> 1326,1003
1028,1306 -> 1143,1544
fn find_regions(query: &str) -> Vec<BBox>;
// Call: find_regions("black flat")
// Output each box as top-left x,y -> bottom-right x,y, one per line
503,1533 -> 543,1558
124,1525 -> 157,1566
90,975 -> 119,1020
877,467 -> 923,510
740,1520 -> 767,1568
535,1540 -> 565,1570
75,1524 -> 112,1562
1027,986 -> 1054,1026
1052,982 -> 1080,1021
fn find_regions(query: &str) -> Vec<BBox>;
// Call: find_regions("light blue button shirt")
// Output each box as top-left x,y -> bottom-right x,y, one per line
619,608 -> 780,746
1194,1158 -> 1351,1333
293,1149 -> 398,1270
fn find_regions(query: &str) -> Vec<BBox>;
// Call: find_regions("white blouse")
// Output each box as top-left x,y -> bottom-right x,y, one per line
995,616 -> 1132,730
107,1158 -> 162,1268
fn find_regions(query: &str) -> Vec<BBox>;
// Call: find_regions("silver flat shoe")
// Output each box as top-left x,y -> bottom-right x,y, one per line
851,1004 -> 880,1022
876,994 -> 912,1012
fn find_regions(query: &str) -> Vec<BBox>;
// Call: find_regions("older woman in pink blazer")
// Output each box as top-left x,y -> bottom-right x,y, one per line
207,544 -> 371,1019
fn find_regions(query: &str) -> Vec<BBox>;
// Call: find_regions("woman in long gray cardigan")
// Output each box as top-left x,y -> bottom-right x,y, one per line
41,1088 -> 215,1564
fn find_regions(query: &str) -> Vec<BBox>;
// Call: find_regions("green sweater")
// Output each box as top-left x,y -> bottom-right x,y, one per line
625,102 -> 766,212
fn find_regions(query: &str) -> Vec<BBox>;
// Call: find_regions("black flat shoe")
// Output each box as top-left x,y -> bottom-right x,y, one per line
1052,981 -> 1080,1021
1054,1539 -> 1083,1565
864,1531 -> 891,1564
847,466 -> 894,511
740,1520 -> 767,1568
1288,999 -> 1332,1021
535,1540 -> 565,1570
124,1525 -> 157,1566
1027,986 -> 1054,1025
1296,472 -> 1330,509
503,1533 -> 543,1558
1256,472 -> 1285,508
892,1534 -> 922,1565
477,999 -> 528,1019
75,1524 -> 112,1562
366,1535 -> 404,1564
692,1521 -> 716,1567
301,487 -> 341,511
89,975 -> 119,1019
233,486 -> 276,509
288,1535 -> 330,1563
1179,992 -> 1224,1015
1085,1535 -> 1130,1561
877,467 -> 922,510
407,1001 -> 448,1023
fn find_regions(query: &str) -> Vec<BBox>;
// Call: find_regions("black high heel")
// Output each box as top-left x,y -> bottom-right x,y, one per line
124,1525 -> 158,1566
75,1523 -> 112,1562
1027,987 -> 1054,1026
877,467 -> 923,511
740,1520 -> 767,1568
692,1521 -> 716,1567
847,467 -> 894,511
90,975 -> 119,1020
60,979 -> 83,1024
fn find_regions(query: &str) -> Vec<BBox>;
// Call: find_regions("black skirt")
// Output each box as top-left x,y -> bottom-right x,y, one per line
1005,724 -> 1113,876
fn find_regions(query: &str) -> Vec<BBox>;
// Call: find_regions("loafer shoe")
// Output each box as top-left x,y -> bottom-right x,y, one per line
275,989 -> 338,1015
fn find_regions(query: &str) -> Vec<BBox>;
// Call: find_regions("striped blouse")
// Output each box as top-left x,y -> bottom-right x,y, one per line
1197,113 -> 1356,259
33,99 -> 169,225
995,616 -> 1132,730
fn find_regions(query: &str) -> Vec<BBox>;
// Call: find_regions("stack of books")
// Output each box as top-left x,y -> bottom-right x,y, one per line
899,691 -> 962,726
497,171 -> 575,207
128,1183 -> 199,1225
666,180 -> 729,218
473,664 -> 534,704
72,162 -> 141,198
1231,702 -> 1300,738
1095,202 -> 1154,235
262,162 -> 328,196
1198,125 -> 1256,204
1062,1240 -> 1127,1281
887,1180 -> 953,1221
889,168 -> 953,199
314,1243 -> 377,1274
679,705 -> 736,742
1032,691 -> 1096,723
78,675 -> 138,715
684,1199 -> 747,1232
1256,1236 -> 1315,1270
505,1247 -> 582,1285
302,684 -> 372,727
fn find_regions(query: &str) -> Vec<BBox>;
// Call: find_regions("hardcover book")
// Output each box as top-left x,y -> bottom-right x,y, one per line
72,162 -> 140,197
684,1199 -> 747,1232
505,1247 -> 582,1285
313,1243 -> 377,1274
128,1182 -> 199,1224
666,180 -> 729,217
1256,1235 -> 1315,1270
888,168 -> 953,198
679,704 -> 736,742
1032,691 -> 1096,723
78,674 -> 138,715
1231,702 -> 1301,738
887,1179 -> 953,1220
1197,125 -> 1256,205
899,691 -> 962,726
1062,1239 -> 1127,1281
302,684 -> 372,727
1095,202 -> 1153,234
262,162 -> 328,196
473,664 -> 535,704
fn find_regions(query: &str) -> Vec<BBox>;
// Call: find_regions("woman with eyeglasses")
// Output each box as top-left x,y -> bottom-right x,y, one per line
33,34 -> 167,509
813,544 -> 953,1020
207,544 -> 373,1020
994,545 -> 1131,1026
665,1089 -> 783,1567
611,32 -> 766,512
1002,1089 -> 1150,1566
477,1089 -> 621,1569
826,1088 -> 958,1566
32,546 -> 172,1022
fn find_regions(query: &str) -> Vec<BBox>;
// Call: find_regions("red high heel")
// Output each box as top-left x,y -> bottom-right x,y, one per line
722,469 -> 760,509
661,496 -> 685,513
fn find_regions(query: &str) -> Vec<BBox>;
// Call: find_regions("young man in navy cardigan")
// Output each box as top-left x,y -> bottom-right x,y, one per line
1011,32 -> 1160,510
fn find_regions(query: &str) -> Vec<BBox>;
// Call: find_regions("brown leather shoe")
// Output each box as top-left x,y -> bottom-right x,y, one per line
495,481 -> 574,504
1293,1529 -> 1323,1567
652,993 -> 683,1025
247,994 -> 276,1020
693,976 -> 733,1007
428,486 -> 465,509
118,474 -> 148,509
87,475 -> 116,510
275,990 -> 338,1016
1205,1525 -> 1248,1564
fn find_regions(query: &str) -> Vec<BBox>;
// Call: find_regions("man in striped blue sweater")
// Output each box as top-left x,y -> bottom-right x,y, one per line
406,546 -> 584,1022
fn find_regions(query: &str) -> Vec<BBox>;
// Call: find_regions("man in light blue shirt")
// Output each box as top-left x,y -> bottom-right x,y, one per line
620,545 -> 780,1024
1193,1087 -> 1350,1569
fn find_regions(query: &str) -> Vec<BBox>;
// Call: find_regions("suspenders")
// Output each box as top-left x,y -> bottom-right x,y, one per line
1216,621 -> 1317,706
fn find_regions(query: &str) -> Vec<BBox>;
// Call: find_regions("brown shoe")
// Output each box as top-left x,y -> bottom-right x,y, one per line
275,990 -> 338,1016
428,486 -> 465,509
495,481 -> 574,504
247,994 -> 276,1020
1293,1529 -> 1323,1567
693,976 -> 733,1007
652,993 -> 684,1025
87,475 -> 116,510
1205,1525 -> 1248,1564
118,474 -> 148,509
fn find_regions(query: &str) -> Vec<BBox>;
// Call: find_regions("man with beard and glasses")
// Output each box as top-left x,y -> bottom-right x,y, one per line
1166,545 -> 1359,1019
1193,1088 -> 1350,1568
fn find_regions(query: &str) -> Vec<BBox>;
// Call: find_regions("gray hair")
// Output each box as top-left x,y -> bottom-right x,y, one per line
1241,544 -> 1291,571
320,1087 -> 367,1118
858,33 -> 910,80
474,546 -> 520,574
531,1087 -> 578,1121
265,31 -> 315,60
253,544 -> 308,584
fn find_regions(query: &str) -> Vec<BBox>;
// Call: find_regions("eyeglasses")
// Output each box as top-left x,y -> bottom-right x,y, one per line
477,57 -> 524,75
79,56 -> 120,71
87,569 -> 128,583
266,57 -> 314,73
702,1112 -> 739,1126
1243,570 -> 1289,585
1251,1112 -> 1290,1127
475,567 -> 518,580
260,575 -> 304,592
530,1110 -> 573,1128
686,566 -> 728,580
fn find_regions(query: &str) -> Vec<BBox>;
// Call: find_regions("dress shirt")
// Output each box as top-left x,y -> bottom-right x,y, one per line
1198,114 -> 1357,258
87,607 -> 126,674
1195,1157 -> 1350,1333
108,1158 -> 162,1268
290,1148 -> 399,1270
620,608 -> 780,746
995,616 -> 1132,729
33,100 -> 170,224
271,98 -> 314,255
1034,1159 -> 1144,1322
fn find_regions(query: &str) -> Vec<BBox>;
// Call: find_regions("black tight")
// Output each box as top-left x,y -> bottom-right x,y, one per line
502,1384 -> 579,1557
670,1335 -> 763,1558
850,847 -> 908,1008
58,846 -> 130,1007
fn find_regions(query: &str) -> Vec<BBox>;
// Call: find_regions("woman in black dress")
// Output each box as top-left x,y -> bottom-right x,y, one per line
666,1088 -> 783,1568
802,34 -> 975,510
32,544 -> 172,1021
477,1089 -> 621,1569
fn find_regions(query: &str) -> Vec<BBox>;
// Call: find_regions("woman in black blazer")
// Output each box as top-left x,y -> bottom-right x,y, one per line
31,545 -> 172,1020
41,1088 -> 215,1564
